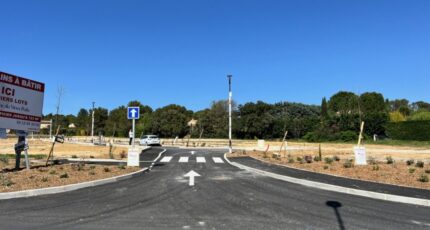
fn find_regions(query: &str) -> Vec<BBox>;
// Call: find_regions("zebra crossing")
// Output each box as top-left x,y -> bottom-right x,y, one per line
159,156 -> 225,164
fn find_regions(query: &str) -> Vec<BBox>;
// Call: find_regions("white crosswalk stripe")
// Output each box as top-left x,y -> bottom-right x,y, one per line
160,156 -> 172,163
196,157 -> 206,163
179,157 -> 189,163
212,157 -> 224,164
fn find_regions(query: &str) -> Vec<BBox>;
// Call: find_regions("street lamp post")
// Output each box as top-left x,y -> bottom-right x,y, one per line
228,75 -> 233,153
91,102 -> 95,142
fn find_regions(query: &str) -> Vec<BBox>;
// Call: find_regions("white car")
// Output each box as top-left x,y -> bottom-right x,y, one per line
140,135 -> 161,146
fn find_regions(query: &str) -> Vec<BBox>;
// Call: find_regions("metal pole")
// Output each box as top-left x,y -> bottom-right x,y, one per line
91,102 -> 95,142
132,118 -> 136,149
228,75 -> 233,153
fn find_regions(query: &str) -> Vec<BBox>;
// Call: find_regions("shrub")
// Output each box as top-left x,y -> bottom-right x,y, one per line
0,155 -> 9,164
59,173 -> 69,179
324,157 -> 333,164
90,165 -> 96,170
385,121 -> 430,141
418,174 -> 429,183
415,161 -> 425,168
288,158 -> 295,164
41,177 -> 48,182
386,156 -> 394,164
425,169 -> 430,174
0,174 -> 13,187
49,170 -> 56,175
336,131 -> 358,142
296,157 -> 302,162
372,165 -> 380,171
409,168 -> 416,174
343,161 -> 353,168
103,167 -> 111,173
118,165 -> 126,170
89,171 -> 96,176
119,151 -> 127,159
332,156 -> 340,162
368,157 -> 377,165
90,156 -> 95,159
323,165 -> 329,170
71,155 -> 78,159
304,155 -> 313,163
314,156 -> 321,162
406,159 -> 415,166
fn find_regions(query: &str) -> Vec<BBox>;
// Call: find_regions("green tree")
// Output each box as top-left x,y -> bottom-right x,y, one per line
76,108 -> 89,135
328,91 -> 359,115
151,104 -> 193,138
321,97 -> 329,119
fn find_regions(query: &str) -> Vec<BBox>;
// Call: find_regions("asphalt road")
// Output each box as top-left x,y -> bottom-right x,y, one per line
0,147 -> 429,230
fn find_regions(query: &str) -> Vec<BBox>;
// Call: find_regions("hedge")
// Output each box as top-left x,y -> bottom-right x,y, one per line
385,121 -> 430,141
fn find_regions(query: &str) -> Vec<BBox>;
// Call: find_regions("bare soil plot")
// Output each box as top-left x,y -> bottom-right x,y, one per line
0,162 -> 139,193
0,139 -> 128,159
229,150 -> 430,190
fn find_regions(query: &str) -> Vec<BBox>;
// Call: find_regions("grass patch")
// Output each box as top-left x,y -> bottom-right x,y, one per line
0,174 -> 13,187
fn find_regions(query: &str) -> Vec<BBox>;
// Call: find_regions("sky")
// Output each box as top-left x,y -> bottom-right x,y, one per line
1,0 -> 429,115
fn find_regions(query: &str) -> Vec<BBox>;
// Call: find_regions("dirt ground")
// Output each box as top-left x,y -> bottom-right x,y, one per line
0,162 -> 139,193
0,139 -> 128,160
229,150 -> 430,190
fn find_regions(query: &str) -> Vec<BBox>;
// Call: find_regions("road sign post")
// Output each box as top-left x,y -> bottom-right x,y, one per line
127,107 -> 140,166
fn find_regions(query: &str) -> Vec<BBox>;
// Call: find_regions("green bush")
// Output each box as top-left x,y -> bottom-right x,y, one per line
324,157 -> 333,164
41,177 -> 48,182
0,174 -> 13,187
118,165 -> 126,170
49,170 -> 56,175
386,156 -> 394,164
0,155 -> 9,164
59,173 -> 69,179
385,121 -> 430,141
425,170 -> 430,174
288,158 -> 295,163
103,167 -> 111,173
323,165 -> 329,170
332,156 -> 340,162
415,161 -> 425,168
418,174 -> 429,183
406,159 -> 415,166
343,161 -> 353,168
372,165 -> 380,171
71,155 -> 78,159
368,157 -> 377,165
409,168 -> 416,174
314,156 -> 321,162
336,131 -> 358,142
89,171 -> 96,176
296,157 -> 303,162
90,165 -> 96,170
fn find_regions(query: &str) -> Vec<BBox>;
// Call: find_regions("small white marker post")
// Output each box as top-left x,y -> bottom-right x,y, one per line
354,121 -> 367,165
184,170 -> 201,186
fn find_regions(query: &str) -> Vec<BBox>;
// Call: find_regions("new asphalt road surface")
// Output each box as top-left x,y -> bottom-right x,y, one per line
0,147 -> 429,230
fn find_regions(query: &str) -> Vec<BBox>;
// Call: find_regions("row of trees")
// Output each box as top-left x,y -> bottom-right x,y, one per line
42,91 -> 430,141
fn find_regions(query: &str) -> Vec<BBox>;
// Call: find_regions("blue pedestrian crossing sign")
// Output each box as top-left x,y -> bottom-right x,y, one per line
127,107 -> 140,120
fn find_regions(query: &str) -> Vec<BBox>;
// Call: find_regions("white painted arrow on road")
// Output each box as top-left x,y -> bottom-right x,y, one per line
184,170 -> 201,186
191,151 -> 195,155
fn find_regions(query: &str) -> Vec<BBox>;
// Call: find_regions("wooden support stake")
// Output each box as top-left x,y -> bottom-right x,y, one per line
45,126 -> 61,166
357,121 -> 365,146
279,131 -> 288,158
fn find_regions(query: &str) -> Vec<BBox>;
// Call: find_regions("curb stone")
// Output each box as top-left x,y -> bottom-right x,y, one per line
224,153 -> 430,207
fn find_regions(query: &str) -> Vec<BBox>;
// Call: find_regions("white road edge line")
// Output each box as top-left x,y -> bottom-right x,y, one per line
223,153 -> 430,207
149,148 -> 167,170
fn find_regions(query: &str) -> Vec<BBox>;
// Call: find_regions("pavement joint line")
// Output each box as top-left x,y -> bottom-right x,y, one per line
149,148 -> 167,170
0,167 -> 148,200
223,153 -> 430,207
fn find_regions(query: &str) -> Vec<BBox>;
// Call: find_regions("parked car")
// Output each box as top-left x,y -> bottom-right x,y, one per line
140,135 -> 161,146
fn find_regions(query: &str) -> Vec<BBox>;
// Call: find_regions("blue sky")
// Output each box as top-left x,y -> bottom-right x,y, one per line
1,0 -> 429,115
